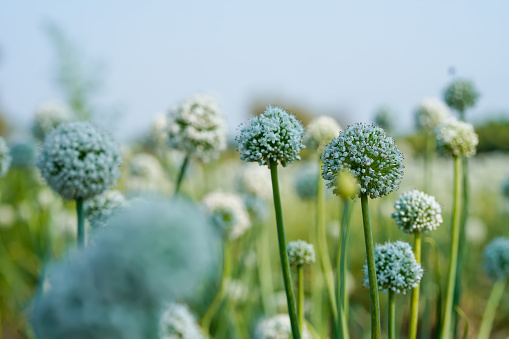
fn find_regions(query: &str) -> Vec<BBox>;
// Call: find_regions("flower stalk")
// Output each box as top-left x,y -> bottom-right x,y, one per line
297,265 -> 304,334
76,197 -> 85,248
408,232 -> 422,339
174,153 -> 190,195
388,291 -> 395,339
336,198 -> 351,339
478,280 -> 506,339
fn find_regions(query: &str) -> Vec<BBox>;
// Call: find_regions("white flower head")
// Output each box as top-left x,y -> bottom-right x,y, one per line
483,237 -> 509,281
84,190 -> 126,228
32,101 -> 73,141
235,164 -> 272,199
443,79 -> 479,113
126,153 -> 168,193
159,303 -> 204,339
37,122 -> 122,200
321,123 -> 404,199
364,241 -> 423,294
304,115 -> 342,152
0,137 -> 11,177
391,190 -> 443,234
237,106 -> 305,168
435,118 -> 478,158
203,191 -> 250,240
415,98 -> 451,131
255,314 -> 312,339
167,94 -> 227,162
287,240 -> 316,266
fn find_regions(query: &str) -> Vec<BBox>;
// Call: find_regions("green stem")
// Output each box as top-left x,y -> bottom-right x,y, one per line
439,155 -> 461,339
201,241 -> 231,335
298,265 -> 304,334
76,197 -> 84,248
360,194 -> 381,339
388,291 -> 395,339
477,280 -> 506,339
408,232 -> 422,339
424,237 -> 443,336
269,161 -> 301,339
256,221 -> 275,315
336,198 -> 351,339
174,153 -> 190,195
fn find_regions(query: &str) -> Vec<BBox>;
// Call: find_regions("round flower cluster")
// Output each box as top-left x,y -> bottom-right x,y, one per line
443,79 -> 479,112
237,106 -> 305,168
37,122 -> 122,200
287,240 -> 315,266
391,190 -> 443,234
364,241 -> 423,294
294,164 -> 318,200
84,190 -> 126,228
147,113 -> 169,148
483,237 -> 509,281
304,115 -> 342,152
0,137 -> 11,178
203,191 -> 250,240
321,123 -> 404,199
32,101 -> 73,141
435,118 -> 478,158
235,164 -> 272,199
126,153 -> 168,193
167,94 -> 226,162
255,314 -> 312,339
159,303 -> 204,339
9,140 -> 36,168
414,98 -> 451,131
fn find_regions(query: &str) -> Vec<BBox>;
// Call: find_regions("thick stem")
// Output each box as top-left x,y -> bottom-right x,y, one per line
439,156 -> 461,339
388,291 -> 395,339
201,241 -> 231,335
297,265 -> 304,334
76,197 -> 85,248
270,162 -> 301,339
174,153 -> 190,195
336,198 -> 351,339
360,194 -> 381,339
477,280 -> 506,339
408,232 -> 422,339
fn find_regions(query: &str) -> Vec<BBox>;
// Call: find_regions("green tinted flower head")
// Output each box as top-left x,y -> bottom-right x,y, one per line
391,190 -> 443,234
287,240 -> 315,266
483,237 -> 509,281
0,137 -> 11,178
435,118 -> 478,158
237,106 -> 305,168
84,190 -> 126,228
304,115 -> 342,152
294,163 -> 318,200
159,303 -> 204,339
443,79 -> 479,113
321,123 -> 404,199
203,191 -> 250,240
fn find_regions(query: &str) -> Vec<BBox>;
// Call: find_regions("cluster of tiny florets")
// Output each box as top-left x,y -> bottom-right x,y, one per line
391,190 -> 443,234
37,122 -> 122,200
294,164 -> 318,200
483,237 -> 509,281
84,190 -> 126,228
203,191 -> 251,240
415,98 -> 451,131
32,101 -> 73,141
167,94 -> 227,162
237,106 -> 305,168
159,303 -> 204,339
255,314 -> 312,339
287,240 -> 316,266
443,79 -> 479,112
435,118 -> 478,158
304,116 -> 342,152
364,241 -> 423,294
321,123 -> 404,199
0,137 -> 11,178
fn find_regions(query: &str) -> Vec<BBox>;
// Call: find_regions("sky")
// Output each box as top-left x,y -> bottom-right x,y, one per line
1,1 -> 509,140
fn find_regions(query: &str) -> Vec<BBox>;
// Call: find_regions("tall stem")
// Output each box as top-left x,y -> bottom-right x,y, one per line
477,280 -> 506,339
76,197 -> 84,248
360,194 -> 381,339
336,198 -> 351,339
408,232 -> 422,339
270,161 -> 301,339
297,265 -> 304,334
439,156 -> 461,339
174,153 -> 190,195
388,291 -> 395,339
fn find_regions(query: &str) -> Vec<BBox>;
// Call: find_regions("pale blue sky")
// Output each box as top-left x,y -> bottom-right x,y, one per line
1,1 -> 508,140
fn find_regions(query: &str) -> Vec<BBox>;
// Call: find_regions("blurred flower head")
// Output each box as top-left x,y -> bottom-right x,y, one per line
287,240 -> 315,266
304,115 -> 342,153
255,314 -> 312,339
294,163 -> 318,200
84,190 -> 126,228
322,123 -> 404,199
443,79 -> 479,113
364,241 -> 423,294
167,94 -> 227,162
126,153 -> 169,193
37,122 -> 122,200
483,237 -> 509,281
415,98 -> 451,132
237,106 -> 305,168
435,118 -> 478,158
235,163 -> 272,199
373,106 -> 396,133
9,140 -> 36,168
203,191 -> 251,240
391,190 -> 443,234
32,101 -> 73,141
159,303 -> 204,339
0,137 -> 11,177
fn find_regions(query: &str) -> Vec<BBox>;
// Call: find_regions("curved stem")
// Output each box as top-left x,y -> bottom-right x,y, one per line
201,241 -> 231,335
297,265 -> 304,334
336,198 -> 351,339
477,280 -> 506,339
408,232 -> 422,339
174,153 -> 190,195
360,194 -> 381,339
270,161 -> 301,339
388,291 -> 395,339
440,156 -> 461,339
76,197 -> 84,248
